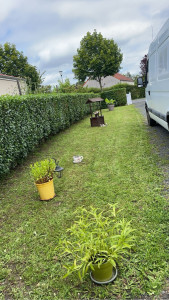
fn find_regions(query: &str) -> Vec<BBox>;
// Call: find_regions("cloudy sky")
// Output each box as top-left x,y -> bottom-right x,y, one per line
0,0 -> 169,86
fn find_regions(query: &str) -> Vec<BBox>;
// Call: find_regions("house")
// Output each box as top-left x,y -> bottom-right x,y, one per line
83,73 -> 134,89
0,74 -> 28,96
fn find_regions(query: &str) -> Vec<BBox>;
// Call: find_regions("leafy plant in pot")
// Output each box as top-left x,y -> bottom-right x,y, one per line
105,98 -> 116,111
57,204 -> 135,284
30,158 -> 56,201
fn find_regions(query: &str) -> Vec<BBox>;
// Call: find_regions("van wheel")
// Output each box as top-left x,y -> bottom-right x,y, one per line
146,109 -> 156,126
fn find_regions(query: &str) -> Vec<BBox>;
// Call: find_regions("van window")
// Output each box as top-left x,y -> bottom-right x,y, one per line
149,52 -> 156,82
158,38 -> 169,80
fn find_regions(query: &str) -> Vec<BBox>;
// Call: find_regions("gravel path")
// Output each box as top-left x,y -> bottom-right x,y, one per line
133,98 -> 169,162
133,99 -> 169,300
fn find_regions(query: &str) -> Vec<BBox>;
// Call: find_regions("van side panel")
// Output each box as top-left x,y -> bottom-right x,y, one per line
149,111 -> 169,130
146,19 -> 169,131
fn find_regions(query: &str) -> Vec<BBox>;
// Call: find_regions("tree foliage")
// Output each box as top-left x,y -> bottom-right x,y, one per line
140,54 -> 147,76
73,30 -> 123,90
54,78 -> 85,93
56,78 -> 72,93
0,42 -> 43,91
36,85 -> 52,94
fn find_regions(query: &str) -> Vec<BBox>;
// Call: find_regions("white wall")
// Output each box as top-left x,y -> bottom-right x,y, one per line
120,80 -> 134,86
83,76 -> 134,88
0,78 -> 27,96
83,76 -> 119,88
19,80 -> 28,94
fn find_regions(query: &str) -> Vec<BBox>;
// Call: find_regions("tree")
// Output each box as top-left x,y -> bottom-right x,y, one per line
123,72 -> 140,84
140,54 -> 147,76
36,85 -> 52,94
24,64 -> 44,92
57,78 -> 72,92
54,78 -> 78,93
0,42 -> 43,92
73,30 -> 123,90
123,72 -> 134,79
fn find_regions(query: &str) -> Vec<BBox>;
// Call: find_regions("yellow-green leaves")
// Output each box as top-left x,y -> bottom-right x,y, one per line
57,204 -> 135,281
30,158 -> 55,184
105,98 -> 116,105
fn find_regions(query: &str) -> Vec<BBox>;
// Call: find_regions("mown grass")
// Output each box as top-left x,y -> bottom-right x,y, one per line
0,105 -> 168,299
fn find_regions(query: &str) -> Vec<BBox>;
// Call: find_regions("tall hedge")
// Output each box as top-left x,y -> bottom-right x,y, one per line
101,88 -> 127,108
0,93 -> 97,177
107,83 -> 145,99
82,83 -> 145,99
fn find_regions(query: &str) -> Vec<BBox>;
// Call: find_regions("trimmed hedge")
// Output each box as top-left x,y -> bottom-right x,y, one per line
82,87 -> 101,94
82,83 -> 145,100
101,88 -> 127,108
107,83 -> 145,99
0,93 -> 97,177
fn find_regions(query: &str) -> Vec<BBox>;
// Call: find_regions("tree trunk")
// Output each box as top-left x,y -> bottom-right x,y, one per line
98,77 -> 103,91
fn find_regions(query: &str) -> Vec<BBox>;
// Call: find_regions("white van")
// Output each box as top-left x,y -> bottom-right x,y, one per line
138,18 -> 169,130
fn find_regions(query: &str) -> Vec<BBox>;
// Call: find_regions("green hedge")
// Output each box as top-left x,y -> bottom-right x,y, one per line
108,83 -> 145,99
82,83 -> 145,99
101,88 -> 127,108
82,87 -> 101,94
0,93 -> 97,177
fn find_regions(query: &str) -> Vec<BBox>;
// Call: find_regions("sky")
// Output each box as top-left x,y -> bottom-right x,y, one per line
0,0 -> 169,86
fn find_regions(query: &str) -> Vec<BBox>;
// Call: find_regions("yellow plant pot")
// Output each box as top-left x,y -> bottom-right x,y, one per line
90,262 -> 117,284
35,179 -> 55,201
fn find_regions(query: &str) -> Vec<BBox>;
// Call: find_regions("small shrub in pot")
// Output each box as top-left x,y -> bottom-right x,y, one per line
30,158 -> 56,200
105,98 -> 116,111
105,98 -> 116,105
57,204 -> 135,283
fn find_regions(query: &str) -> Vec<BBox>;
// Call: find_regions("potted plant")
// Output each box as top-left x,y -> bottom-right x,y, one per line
105,98 -> 116,111
30,158 -> 56,201
57,204 -> 135,284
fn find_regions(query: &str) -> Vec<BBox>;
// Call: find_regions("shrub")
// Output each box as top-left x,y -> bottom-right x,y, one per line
82,87 -> 101,93
81,83 -> 145,99
36,85 -> 53,94
101,88 -> 127,108
107,83 -> 145,99
57,204 -> 135,281
0,93 -> 97,177
105,98 -> 116,105
30,159 -> 56,184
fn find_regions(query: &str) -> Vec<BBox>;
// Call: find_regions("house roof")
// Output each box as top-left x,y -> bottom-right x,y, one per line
83,78 -> 89,87
0,73 -> 26,81
113,73 -> 133,82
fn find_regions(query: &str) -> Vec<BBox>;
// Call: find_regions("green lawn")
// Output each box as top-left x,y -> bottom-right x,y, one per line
0,105 -> 168,299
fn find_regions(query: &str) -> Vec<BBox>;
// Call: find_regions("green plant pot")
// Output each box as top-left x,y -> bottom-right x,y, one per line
90,261 -> 117,284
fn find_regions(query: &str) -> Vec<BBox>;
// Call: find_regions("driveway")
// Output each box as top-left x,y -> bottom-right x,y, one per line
133,98 -> 169,161
132,98 -> 146,117
133,98 -> 169,300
